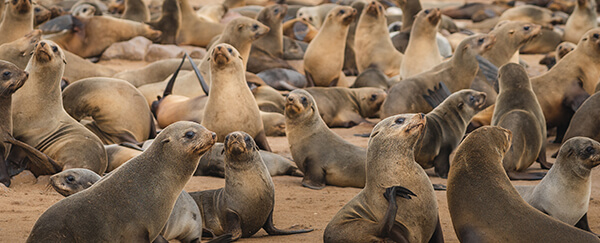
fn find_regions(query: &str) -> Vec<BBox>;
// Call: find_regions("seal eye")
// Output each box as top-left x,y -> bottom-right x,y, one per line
309,17 -> 313,21
185,131 -> 195,139
300,96 -> 307,104
424,9 -> 430,14
252,24 -> 259,30
34,7 -> 41,13
2,71 -> 11,79
339,10 -> 345,14
523,26 -> 530,31
478,38 -> 485,45
469,95 -> 475,103
395,117 -> 405,124
244,135 -> 252,144
370,94 -> 377,101
586,146 -> 595,155
274,8 -> 279,14
594,33 -> 600,39
227,48 -> 232,53
66,175 -> 75,183
52,46 -> 58,53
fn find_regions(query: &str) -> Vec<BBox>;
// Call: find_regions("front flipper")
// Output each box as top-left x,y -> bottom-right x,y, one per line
6,137 -> 61,174
301,157 -> 326,190
433,147 -> 452,179
263,209 -> 314,235
536,144 -> 553,170
224,209 -> 243,241
507,171 -> 545,180
380,186 -> 416,242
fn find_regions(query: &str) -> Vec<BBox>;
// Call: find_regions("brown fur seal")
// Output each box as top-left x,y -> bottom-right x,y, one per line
121,0 -> 149,22
43,15 -> 161,58
483,21 -> 542,67
62,77 -> 156,144
50,168 -> 101,196
155,94 -> 208,128
304,6 -> 356,87
285,89 -> 366,189
564,0 -> 598,43
381,34 -> 496,117
195,142 -> 303,177
354,1 -> 403,78
202,44 -> 271,151
563,92 -> 600,142
447,126 -> 600,242
520,28 -> 563,54
516,137 -> 600,233
415,89 -> 487,178
499,5 -> 557,27
492,63 -> 550,180
304,87 -> 386,128
147,0 -> 180,44
176,0 -> 225,47
63,50 -> 117,81
261,111 -> 286,136
113,58 -> 201,87
399,8 -> 442,79
441,2 -> 510,22
104,144 -> 142,172
27,121 -> 217,242
253,85 -> 286,113
189,131 -> 312,240
0,30 -> 41,69
351,67 -> 389,89
253,4 -> 287,58
0,0 -> 33,45
532,28 -> 600,142
12,40 -> 108,176
324,113 -> 443,243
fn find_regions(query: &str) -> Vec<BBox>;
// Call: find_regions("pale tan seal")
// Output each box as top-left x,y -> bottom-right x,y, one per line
62,77 -> 156,144
253,85 -> 286,113
354,1 -> 403,78
113,58 -> 202,88
304,6 -> 357,87
12,41 -> 108,177
564,0 -> 597,43
176,0 -> 225,47
399,8 -> 442,79
483,21 -> 542,67
27,121 -> 216,242
447,126 -> 600,242
202,44 -> 271,151
189,131 -> 312,240
0,0 -> 33,45
516,137 -> 600,233
324,113 -> 443,243
285,89 -> 366,189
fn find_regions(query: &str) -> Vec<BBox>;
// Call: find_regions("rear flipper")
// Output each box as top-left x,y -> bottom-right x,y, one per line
263,209 -> 314,235
507,171 -> 545,180
536,144 -> 553,169
5,137 -> 61,175
207,233 -> 233,243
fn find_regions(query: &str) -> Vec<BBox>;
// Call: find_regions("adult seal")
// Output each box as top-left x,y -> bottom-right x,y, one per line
562,92 -> 600,142
0,0 -> 33,45
27,121 -> 216,242
189,131 -> 313,240
399,8 -> 442,79
447,126 -> 600,242
285,89 -> 366,189
324,114 -> 443,243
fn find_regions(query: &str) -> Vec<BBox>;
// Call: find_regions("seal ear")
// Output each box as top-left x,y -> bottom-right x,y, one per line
508,29 -> 515,35
457,102 -> 464,109
161,138 -> 170,144
237,24 -> 244,31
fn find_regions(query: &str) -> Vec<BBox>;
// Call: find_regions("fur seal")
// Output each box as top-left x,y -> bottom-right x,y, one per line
63,50 -> 117,81
282,18 -> 319,42
303,6 -> 356,87
189,131 -> 312,240
531,28 -> 600,142
304,87 -> 386,128
11,40 -> 108,177
415,89 -> 487,178
351,67 -> 389,90
354,1 -> 403,78
483,21 -> 542,67
285,89 -> 366,189
256,68 -> 307,91
113,58 -> 201,87
562,92 -> 600,142
381,34 -> 496,117
253,4 -> 287,58
147,0 -> 180,44
0,0 -> 33,45
564,0 -> 598,43
50,168 -> 101,197
27,121 -> 217,242
399,8 -> 442,79
0,30 -> 41,70
176,0 -> 225,47
324,113 -> 443,243
43,15 -> 161,58
296,3 -> 336,29
492,63 -> 549,180
516,137 -> 600,233
61,77 -> 156,144
253,85 -> 286,113
121,0 -> 150,22
447,126 -> 600,242
261,111 -> 286,136
202,44 -> 271,151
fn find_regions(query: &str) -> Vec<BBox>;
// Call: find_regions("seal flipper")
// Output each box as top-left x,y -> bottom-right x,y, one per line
475,55 -> 499,92
506,171 -> 546,180
433,147 -> 452,179
5,137 -> 62,174
574,213 -> 597,235
301,157 -> 326,190
206,233 -> 233,243
253,130 -> 272,152
0,156 -> 11,187
304,70 -> 316,87
423,82 -> 451,109
380,186 -> 416,242
224,209 -> 243,241
536,144 -> 553,169
262,209 -> 314,235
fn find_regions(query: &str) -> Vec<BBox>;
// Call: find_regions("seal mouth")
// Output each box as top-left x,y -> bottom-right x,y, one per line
212,46 -> 230,65
16,0 -> 32,14
426,8 -> 441,24
192,132 -> 217,155
35,47 -> 53,63
342,10 -> 357,25
224,133 -> 249,155
366,2 -> 380,16
285,101 -> 302,116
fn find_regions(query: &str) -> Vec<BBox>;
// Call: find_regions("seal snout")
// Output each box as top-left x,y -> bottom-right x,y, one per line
212,45 -> 231,65
224,132 -> 251,155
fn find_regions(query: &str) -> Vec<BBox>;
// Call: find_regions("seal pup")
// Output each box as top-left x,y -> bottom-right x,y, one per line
27,121 -> 217,242
447,126 -> 600,242
202,44 -> 271,151
285,89 -> 367,189
189,131 -> 313,240
354,1 -> 403,78
147,0 -> 181,44
176,0 -> 225,47
492,63 -> 550,180
62,77 -> 156,144
253,4 -> 287,58
304,87 -> 387,128
516,137 -> 600,233
562,92 -> 600,143
415,89 -> 487,179
399,8 -> 442,79
12,41 -> 108,176
564,0 -> 597,43
324,113 -> 444,243
303,6 -> 357,86
381,34 -> 496,117
261,111 -> 286,136
0,0 -> 33,45
121,0 -> 150,22
50,168 -> 101,197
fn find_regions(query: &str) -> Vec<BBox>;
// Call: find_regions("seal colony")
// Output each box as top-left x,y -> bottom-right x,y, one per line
4,0 -> 600,241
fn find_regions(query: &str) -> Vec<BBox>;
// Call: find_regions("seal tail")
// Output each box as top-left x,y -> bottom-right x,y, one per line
422,81 -> 451,109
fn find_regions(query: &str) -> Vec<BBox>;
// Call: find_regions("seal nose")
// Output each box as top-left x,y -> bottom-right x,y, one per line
287,96 -> 294,102
211,132 -> 217,140
40,42 -> 46,47
217,46 -> 222,51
